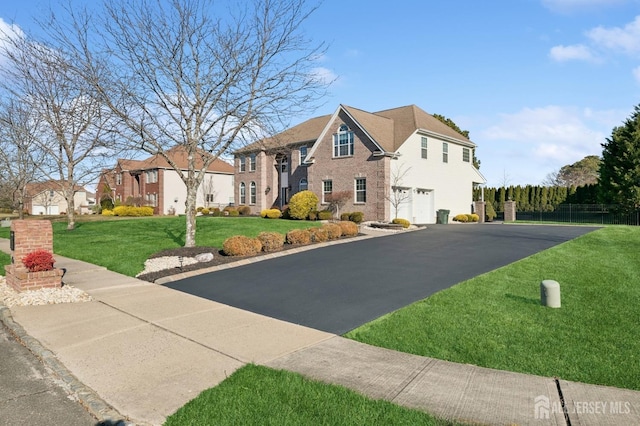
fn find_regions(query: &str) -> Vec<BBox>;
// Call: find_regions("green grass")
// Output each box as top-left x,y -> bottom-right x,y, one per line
164,364 -> 458,426
346,226 -> 640,390
0,216 -> 320,277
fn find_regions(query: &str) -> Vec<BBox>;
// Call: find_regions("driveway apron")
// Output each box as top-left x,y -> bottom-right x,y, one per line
167,224 -> 598,334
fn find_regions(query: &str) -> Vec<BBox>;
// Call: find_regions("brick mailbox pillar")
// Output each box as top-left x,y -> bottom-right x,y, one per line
4,220 -> 63,292
504,200 -> 517,222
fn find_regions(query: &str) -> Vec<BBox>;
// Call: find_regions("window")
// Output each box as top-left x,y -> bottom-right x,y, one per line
146,193 -> 157,207
421,137 -> 428,159
249,153 -> 256,171
279,156 -> 288,173
205,193 -> 215,203
322,180 -> 332,203
239,156 -> 246,172
333,124 -> 354,157
463,147 -> 470,163
299,178 -> 308,192
355,178 -> 366,203
250,182 -> 256,204
116,173 -> 122,185
146,170 -> 157,183
239,182 -> 246,204
442,142 -> 449,163
299,145 -> 308,163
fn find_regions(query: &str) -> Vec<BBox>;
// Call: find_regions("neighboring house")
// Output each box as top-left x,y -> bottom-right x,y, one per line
25,180 -> 94,215
233,104 -> 486,224
97,146 -> 234,215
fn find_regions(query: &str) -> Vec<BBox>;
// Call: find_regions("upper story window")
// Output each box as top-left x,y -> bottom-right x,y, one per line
442,142 -> 449,163
299,178 -> 308,192
249,153 -> 256,171
146,169 -> 158,183
299,145 -> 308,163
463,147 -> 470,163
115,173 -> 122,185
239,156 -> 246,172
421,137 -> 428,159
333,124 -> 354,157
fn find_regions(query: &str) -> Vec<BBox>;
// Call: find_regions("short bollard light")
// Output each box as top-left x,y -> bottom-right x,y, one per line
540,280 -> 561,308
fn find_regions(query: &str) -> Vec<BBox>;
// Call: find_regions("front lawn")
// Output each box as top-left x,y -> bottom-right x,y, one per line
346,226 -> 640,390
0,216 -> 321,277
164,364 -> 459,426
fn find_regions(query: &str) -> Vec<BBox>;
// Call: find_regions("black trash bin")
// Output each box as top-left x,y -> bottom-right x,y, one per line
437,209 -> 450,224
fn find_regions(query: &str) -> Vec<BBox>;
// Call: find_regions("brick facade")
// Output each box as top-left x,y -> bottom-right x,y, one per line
4,220 -> 63,292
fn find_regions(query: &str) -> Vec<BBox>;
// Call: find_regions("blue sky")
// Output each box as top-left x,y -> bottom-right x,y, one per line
3,0 -> 640,186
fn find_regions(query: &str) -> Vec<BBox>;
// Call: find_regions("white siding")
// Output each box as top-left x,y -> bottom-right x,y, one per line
393,132 -> 484,224
162,169 -> 234,215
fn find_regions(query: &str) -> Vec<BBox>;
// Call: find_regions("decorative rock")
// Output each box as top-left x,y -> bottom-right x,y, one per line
195,252 -> 214,263
0,276 -> 92,307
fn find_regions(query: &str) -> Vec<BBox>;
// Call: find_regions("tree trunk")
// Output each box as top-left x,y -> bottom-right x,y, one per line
184,185 -> 198,247
65,188 -> 76,231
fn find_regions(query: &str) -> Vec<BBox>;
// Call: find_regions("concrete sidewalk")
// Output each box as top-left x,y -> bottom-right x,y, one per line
1,237 -> 640,425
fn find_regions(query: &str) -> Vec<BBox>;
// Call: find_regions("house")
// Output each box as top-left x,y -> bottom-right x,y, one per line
233,104 -> 486,223
25,180 -> 94,215
97,146 -> 234,215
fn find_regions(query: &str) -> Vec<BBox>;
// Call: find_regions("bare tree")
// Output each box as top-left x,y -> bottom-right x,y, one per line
0,27 -> 119,230
47,0 -> 328,246
0,97 -> 46,218
200,175 -> 218,208
386,163 -> 412,219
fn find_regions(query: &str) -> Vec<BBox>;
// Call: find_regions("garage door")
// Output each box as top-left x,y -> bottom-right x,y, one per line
413,189 -> 434,224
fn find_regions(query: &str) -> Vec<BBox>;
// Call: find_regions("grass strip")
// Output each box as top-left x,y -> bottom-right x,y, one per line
164,364 -> 459,426
346,226 -> 640,390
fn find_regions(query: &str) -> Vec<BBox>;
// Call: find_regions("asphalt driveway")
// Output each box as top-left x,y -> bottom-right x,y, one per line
167,224 -> 598,334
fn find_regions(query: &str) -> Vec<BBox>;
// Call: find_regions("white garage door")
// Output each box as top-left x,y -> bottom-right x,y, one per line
413,189 -> 434,224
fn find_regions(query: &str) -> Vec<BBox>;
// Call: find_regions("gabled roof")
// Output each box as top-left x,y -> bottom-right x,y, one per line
234,104 -> 474,156
117,145 -> 234,174
25,180 -> 87,197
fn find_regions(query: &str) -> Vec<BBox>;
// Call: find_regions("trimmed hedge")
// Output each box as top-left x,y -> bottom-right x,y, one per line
308,227 -> 329,243
261,208 -> 282,219
318,210 -> 333,220
322,223 -> 342,240
257,232 -> 285,252
286,228 -> 311,245
338,221 -> 359,236
288,190 -> 318,220
111,206 -> 154,216
222,235 -> 262,256
237,205 -> 251,216
392,218 -> 411,228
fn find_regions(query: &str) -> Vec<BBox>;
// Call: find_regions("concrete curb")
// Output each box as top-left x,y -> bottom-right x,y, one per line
0,303 -> 132,426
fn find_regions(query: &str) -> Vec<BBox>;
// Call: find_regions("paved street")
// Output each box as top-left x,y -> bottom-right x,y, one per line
168,223 -> 599,334
0,321 -> 97,426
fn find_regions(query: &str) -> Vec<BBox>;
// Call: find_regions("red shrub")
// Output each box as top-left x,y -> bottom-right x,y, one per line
22,250 -> 55,272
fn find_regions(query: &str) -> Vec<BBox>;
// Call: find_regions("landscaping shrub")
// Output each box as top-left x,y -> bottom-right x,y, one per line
392,218 -> 411,228
286,228 -> 311,245
212,208 -> 221,217
222,235 -> 262,256
453,214 -> 469,223
238,205 -> 251,216
308,226 -> 329,243
322,223 -> 343,240
468,213 -> 480,222
113,206 -> 154,216
261,208 -> 282,219
485,202 -> 497,221
340,212 -> 351,221
228,209 -> 240,217
318,209 -> 333,220
257,232 -> 285,252
197,206 -> 204,212
201,208 -> 210,215
349,211 -> 364,224
22,250 -> 55,272
308,210 -> 318,221
338,221 -> 359,236
102,209 -> 115,216
287,190 -> 318,220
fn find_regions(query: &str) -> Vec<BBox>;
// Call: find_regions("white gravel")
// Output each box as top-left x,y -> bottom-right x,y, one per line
136,256 -> 199,277
0,276 -> 92,307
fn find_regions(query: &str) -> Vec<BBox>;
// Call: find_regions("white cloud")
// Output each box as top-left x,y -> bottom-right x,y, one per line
311,66 -> 338,85
477,105 -> 618,185
549,44 -> 597,61
587,16 -> 640,54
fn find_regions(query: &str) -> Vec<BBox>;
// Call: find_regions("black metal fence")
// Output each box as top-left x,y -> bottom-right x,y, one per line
501,204 -> 640,225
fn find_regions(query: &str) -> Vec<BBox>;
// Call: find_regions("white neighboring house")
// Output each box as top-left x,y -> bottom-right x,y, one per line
26,180 -> 94,215
98,146 -> 234,215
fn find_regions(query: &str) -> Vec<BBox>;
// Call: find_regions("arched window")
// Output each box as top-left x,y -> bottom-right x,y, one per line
299,178 -> 308,191
239,182 -> 246,204
250,182 -> 256,204
333,124 -> 354,157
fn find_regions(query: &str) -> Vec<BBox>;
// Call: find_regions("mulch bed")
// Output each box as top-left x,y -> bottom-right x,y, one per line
136,234 -> 363,283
